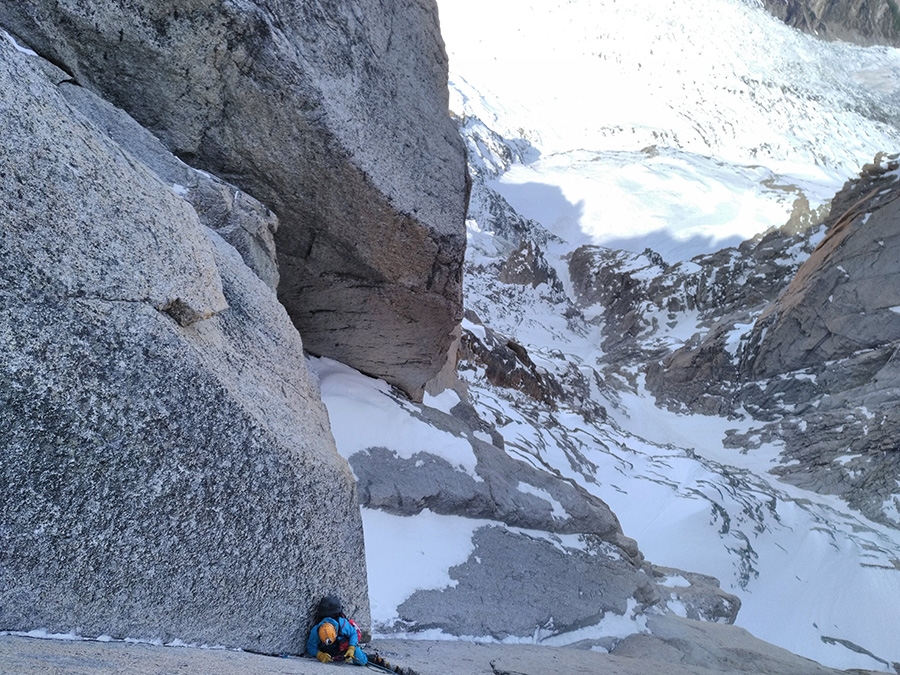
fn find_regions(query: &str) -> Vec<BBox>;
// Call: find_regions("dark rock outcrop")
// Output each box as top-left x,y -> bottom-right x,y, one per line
351,399 -> 636,555
0,41 -> 368,652
397,526 -> 659,641
741,156 -> 900,381
569,246 -> 666,354
0,0 -> 469,400
647,566 -> 741,625
734,156 -> 900,523
499,240 -> 558,289
458,320 -> 566,409
566,223 -> 822,413
760,0 -> 900,47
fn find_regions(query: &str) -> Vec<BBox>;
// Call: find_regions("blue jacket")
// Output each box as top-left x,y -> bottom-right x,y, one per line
306,617 -> 367,665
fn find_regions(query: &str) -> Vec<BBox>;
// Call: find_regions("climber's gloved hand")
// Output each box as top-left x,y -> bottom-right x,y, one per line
344,646 -> 357,663
316,651 -> 332,663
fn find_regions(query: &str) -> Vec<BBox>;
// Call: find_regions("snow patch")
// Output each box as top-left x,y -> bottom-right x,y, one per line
423,388 -> 462,414
516,482 -> 569,519
539,600 -> 649,647
461,316 -> 487,341
1,30 -> 38,56
882,497 -> 900,526
363,509 -> 487,627
309,356 -> 481,481
473,430 -> 493,444
660,575 -> 692,588
834,455 -> 860,466
724,321 -> 754,356
8,630 -> 83,641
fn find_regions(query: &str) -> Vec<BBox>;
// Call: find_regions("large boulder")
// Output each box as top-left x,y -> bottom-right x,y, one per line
0,0 -> 469,400
611,615 -> 851,675
0,41 -> 368,652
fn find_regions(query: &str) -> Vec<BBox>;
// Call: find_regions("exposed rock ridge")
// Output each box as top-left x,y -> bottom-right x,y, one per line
760,0 -> 900,47
568,221 -> 825,414
0,0 -> 469,400
741,154 -> 900,380
732,154 -> 900,525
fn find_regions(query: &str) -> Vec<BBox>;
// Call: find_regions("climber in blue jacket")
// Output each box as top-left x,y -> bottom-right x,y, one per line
306,613 -> 368,665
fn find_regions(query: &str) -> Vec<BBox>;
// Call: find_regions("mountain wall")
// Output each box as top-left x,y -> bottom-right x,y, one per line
736,157 -> 900,522
0,0 -> 469,401
760,0 -> 900,46
0,38 -> 370,653
1,0 -> 468,652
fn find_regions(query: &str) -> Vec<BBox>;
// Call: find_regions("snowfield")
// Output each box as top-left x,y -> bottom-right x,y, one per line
314,0 -> 900,672
442,0 -> 900,263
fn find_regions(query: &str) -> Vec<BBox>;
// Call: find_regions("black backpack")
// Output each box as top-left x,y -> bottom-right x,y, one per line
314,595 -> 343,622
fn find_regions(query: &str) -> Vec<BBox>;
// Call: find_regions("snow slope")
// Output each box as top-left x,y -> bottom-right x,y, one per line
313,350 -> 900,671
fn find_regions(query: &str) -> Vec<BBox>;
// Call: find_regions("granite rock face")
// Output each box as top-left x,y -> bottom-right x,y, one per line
55,77 -> 281,291
0,41 -> 368,652
0,631 -> 874,675
0,0 -> 469,400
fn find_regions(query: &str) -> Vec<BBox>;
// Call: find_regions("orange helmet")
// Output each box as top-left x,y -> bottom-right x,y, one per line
318,621 -> 337,646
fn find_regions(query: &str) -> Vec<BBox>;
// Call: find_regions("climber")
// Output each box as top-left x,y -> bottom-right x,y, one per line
306,595 -> 368,666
